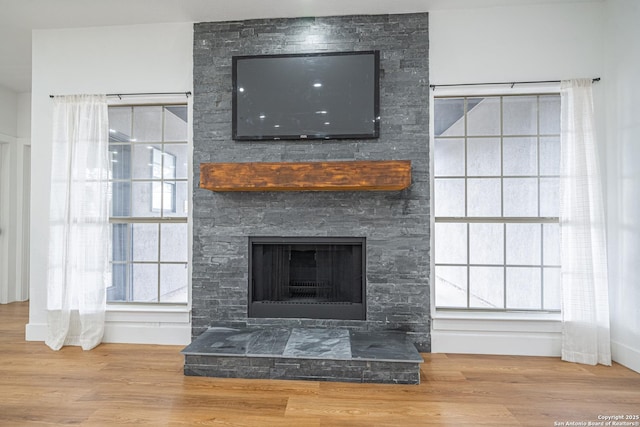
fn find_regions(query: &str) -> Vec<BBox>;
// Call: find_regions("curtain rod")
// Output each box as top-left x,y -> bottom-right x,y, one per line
430,78 -> 600,90
49,91 -> 192,99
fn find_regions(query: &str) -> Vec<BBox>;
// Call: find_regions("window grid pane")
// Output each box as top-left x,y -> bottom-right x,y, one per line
434,93 -> 560,312
107,104 -> 189,304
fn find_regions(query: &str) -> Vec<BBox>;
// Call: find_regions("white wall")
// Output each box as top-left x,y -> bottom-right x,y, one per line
429,1 -> 605,357
17,93 -> 31,139
0,86 -> 17,304
429,2 -> 603,85
0,133 -> 11,304
15,93 -> 31,304
604,0 -> 640,373
0,85 -> 30,305
28,22 -> 193,345
0,85 -> 18,137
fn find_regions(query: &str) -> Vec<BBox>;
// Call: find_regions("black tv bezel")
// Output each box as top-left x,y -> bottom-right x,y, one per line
232,50 -> 380,141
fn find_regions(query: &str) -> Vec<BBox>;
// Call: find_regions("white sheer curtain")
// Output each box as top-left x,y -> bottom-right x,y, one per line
559,79 -> 611,366
46,95 -> 110,351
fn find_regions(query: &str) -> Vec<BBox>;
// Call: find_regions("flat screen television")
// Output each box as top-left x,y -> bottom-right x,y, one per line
232,50 -> 380,141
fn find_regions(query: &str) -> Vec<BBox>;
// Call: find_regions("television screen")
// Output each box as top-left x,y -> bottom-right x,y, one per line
232,51 -> 380,141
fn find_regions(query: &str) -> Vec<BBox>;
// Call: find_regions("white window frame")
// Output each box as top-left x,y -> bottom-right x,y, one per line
429,83 -> 560,324
151,147 -> 177,213
106,95 -> 192,308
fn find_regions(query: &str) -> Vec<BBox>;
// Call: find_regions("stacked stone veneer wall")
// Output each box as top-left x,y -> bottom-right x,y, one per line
192,13 -> 431,351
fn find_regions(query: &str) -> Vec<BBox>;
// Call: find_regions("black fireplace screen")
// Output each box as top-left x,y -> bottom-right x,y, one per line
249,237 -> 365,320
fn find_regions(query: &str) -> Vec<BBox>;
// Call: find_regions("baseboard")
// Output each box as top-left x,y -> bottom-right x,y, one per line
25,321 -> 191,346
432,329 -> 562,356
611,339 -> 640,373
103,323 -> 191,345
431,315 -> 562,356
25,322 -> 46,341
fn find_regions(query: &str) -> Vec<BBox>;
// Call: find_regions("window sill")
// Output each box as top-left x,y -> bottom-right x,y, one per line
432,309 -> 561,335
106,303 -> 190,324
433,309 -> 561,322
107,303 -> 189,311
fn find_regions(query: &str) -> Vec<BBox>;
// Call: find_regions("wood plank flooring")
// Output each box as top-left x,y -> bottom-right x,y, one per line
1,301 -> 639,426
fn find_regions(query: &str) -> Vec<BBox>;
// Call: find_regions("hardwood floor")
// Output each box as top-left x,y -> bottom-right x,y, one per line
1,301 -> 639,426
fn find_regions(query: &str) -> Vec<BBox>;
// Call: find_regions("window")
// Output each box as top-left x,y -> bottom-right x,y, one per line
108,104 -> 189,303
433,94 -> 560,311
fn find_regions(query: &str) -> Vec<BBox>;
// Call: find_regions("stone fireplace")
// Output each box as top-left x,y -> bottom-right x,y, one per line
191,13 -> 431,355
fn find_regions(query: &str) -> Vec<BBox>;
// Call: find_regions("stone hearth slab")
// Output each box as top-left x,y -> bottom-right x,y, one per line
182,327 -> 423,384
283,328 -> 351,359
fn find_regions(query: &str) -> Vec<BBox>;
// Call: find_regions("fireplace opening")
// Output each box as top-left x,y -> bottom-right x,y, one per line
249,237 -> 365,320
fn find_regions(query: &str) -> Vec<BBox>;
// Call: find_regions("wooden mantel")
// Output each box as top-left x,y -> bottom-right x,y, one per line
199,160 -> 411,192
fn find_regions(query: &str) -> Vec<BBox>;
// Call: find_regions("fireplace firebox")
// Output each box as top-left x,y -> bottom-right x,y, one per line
249,237 -> 365,320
